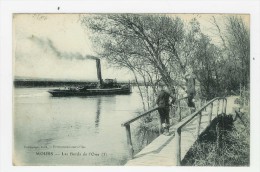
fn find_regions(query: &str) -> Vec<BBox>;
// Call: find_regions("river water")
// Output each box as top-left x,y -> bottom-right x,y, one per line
13,87 -> 143,166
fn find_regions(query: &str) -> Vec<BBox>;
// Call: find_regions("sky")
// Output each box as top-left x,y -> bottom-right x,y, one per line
13,13 -> 249,81
13,14 -> 132,81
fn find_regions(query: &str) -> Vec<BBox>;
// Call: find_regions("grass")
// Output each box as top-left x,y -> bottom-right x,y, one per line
182,112 -> 250,166
132,113 -> 160,153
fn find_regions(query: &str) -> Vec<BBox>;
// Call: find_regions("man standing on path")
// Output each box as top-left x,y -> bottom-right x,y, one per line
155,86 -> 176,136
185,71 -> 196,113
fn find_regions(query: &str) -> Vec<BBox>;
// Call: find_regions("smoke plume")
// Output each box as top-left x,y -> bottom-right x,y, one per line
28,35 -> 98,60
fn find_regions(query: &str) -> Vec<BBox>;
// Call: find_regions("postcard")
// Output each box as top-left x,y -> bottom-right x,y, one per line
1,1 -> 260,172
12,13 -> 250,166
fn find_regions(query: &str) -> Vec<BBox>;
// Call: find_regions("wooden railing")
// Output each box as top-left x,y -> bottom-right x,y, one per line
121,106 -> 159,158
173,97 -> 227,165
234,110 -> 249,127
172,96 -> 190,122
121,96 -> 188,159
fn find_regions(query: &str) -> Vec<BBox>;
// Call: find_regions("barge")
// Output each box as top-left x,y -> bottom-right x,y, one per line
48,59 -> 132,97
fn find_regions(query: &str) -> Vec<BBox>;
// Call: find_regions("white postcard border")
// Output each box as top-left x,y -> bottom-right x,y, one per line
1,0 -> 260,172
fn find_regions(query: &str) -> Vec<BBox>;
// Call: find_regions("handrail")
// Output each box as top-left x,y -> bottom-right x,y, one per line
121,95 -> 228,163
177,96 -> 189,101
174,97 -> 225,130
234,110 -> 248,127
121,107 -> 159,127
121,96 -> 188,159
121,96 -> 188,127
174,97 -> 227,165
172,105 -> 188,108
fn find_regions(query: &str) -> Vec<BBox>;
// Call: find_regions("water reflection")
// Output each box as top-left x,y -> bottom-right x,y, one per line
14,88 -> 141,165
95,97 -> 101,132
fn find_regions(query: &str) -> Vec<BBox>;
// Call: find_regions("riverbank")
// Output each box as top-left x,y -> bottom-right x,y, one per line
182,98 -> 250,166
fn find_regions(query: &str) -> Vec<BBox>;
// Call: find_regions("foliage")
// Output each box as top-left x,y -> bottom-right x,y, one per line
212,16 -> 250,93
81,14 -> 250,106
132,114 -> 160,152
82,14 -> 200,108
182,113 -> 250,166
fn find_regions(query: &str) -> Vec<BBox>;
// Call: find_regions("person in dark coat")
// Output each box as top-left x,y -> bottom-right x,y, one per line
155,86 -> 176,136
185,72 -> 196,113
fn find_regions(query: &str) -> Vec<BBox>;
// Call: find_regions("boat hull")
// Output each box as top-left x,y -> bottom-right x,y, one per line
48,87 -> 131,97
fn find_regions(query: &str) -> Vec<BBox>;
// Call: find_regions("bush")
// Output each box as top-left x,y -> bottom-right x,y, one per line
182,113 -> 250,166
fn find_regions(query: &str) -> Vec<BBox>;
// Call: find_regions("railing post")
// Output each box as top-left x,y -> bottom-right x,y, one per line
125,124 -> 134,159
208,103 -> 213,125
178,101 -> 181,122
196,112 -> 202,138
216,99 -> 220,115
200,98 -> 206,111
175,128 -> 181,166
224,99 -> 227,114
221,99 -> 225,114
243,86 -> 246,106
158,114 -> 162,134
170,105 -> 175,125
204,99 -> 207,111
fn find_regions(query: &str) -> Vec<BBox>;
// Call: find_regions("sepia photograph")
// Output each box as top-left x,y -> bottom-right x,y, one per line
12,13 -> 251,166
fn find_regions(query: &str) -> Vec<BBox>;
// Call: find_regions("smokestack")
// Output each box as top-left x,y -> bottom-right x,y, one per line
96,59 -> 103,85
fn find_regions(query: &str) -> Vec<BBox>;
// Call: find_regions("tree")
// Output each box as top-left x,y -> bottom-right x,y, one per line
225,16 -> 250,88
82,14 -> 187,98
82,14 -> 250,104
211,15 -> 250,91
